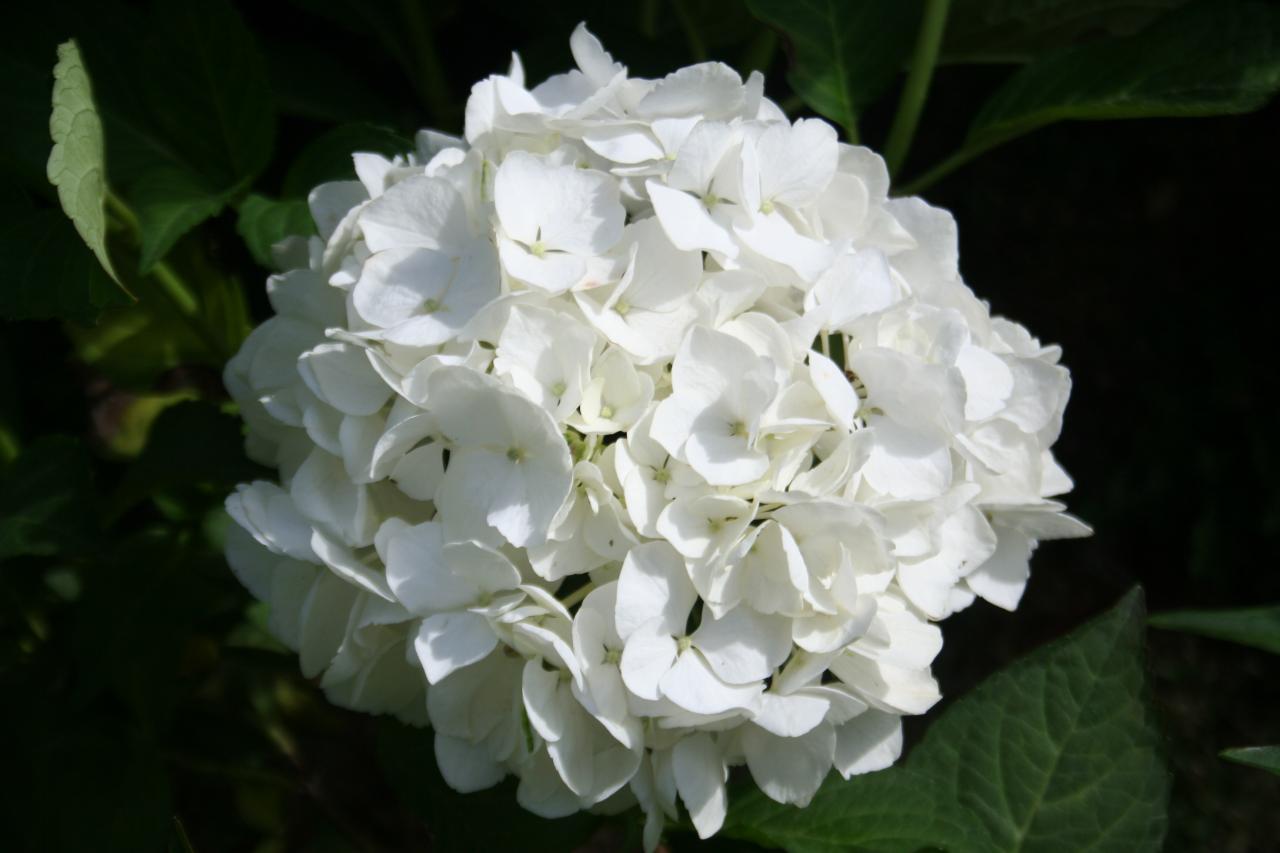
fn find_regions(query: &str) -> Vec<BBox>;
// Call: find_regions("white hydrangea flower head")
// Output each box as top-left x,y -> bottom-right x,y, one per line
224,23 -> 1089,846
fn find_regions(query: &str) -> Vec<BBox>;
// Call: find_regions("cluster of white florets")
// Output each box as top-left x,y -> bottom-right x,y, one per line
223,24 -> 1087,847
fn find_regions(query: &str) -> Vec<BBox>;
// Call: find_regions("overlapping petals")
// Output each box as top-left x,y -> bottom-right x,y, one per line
223,23 -> 1086,849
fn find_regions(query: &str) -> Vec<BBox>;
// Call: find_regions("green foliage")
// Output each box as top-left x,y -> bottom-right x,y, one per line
237,194 -> 317,269
0,203 -> 131,322
904,0 -> 1280,190
942,0 -> 1189,63
0,435 -> 97,559
111,401 -> 267,518
1221,746 -> 1280,777
971,1 -> 1280,147
77,0 -> 276,272
724,590 -> 1169,853
747,0 -> 921,138
1150,605 -> 1280,655
45,40 -> 122,288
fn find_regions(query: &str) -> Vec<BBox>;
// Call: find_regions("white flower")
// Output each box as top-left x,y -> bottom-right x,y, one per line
428,365 -> 573,547
651,326 -> 779,486
495,151 -> 624,293
222,23 -> 1086,849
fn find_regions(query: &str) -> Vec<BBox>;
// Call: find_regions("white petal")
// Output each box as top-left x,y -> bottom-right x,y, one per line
647,181 -> 737,257
671,733 -> 727,840
414,611 -> 499,684
616,541 -> 698,639
620,625 -> 678,701
692,607 -> 792,684
660,649 -> 761,715
434,733 -> 506,793
833,710 -> 903,778
741,722 -> 835,807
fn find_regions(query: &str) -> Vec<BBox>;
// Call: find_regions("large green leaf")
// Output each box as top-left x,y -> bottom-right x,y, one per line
76,0 -> 276,271
725,589 -> 1169,853
1149,604 -> 1280,655
1221,746 -> 1280,777
746,0 -> 921,137
46,40 -> 123,289
943,0 -> 1189,64
902,0 -> 1280,193
0,435 -> 96,559
970,1 -> 1280,148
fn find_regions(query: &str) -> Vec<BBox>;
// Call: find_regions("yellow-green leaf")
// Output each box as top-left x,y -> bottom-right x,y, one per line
46,40 -> 126,293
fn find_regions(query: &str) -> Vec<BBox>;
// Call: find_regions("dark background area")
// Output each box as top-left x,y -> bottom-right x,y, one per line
1,1 -> 1277,851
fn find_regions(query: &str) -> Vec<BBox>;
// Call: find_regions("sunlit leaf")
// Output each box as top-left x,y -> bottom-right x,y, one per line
46,40 -> 124,289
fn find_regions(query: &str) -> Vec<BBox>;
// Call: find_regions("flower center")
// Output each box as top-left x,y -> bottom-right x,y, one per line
506,446 -> 527,463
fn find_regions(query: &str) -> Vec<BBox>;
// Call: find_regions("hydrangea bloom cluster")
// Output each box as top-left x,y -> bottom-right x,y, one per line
223,25 -> 1087,847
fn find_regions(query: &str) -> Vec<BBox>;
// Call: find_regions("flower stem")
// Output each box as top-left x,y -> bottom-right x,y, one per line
558,581 -> 596,610
883,0 -> 951,177
104,191 -> 225,358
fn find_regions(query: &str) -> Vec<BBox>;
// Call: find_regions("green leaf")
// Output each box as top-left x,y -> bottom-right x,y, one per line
1149,604 -> 1280,654
746,0 -> 921,136
110,401 -> 265,518
1221,746 -> 1280,777
282,123 -> 412,198
75,0 -> 276,270
725,589 -> 1169,853
0,435 -> 96,559
376,720 -> 601,852
970,1 -> 1280,148
236,194 -> 317,268
0,204 -> 132,322
943,0 -> 1189,64
902,0 -> 1280,193
46,40 -> 125,290
130,166 -> 242,273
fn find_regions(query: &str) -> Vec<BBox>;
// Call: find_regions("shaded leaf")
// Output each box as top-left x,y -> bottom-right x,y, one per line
75,0 -> 276,270
2,716 -> 171,852
46,40 -> 124,289
746,0 -> 921,135
236,194 -> 317,268
0,435 -> 96,559
1221,746 -> 1280,777
943,0 -> 1189,64
725,589 -> 1169,853
131,167 -> 243,273
67,237 -> 250,387
111,400 -> 265,517
282,123 -> 412,198
1149,604 -> 1280,655
0,204 -> 131,322
969,0 -> 1280,151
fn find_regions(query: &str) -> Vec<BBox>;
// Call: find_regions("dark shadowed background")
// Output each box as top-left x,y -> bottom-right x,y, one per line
1,1 -> 1277,851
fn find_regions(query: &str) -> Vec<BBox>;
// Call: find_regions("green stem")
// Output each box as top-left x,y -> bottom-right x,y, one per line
558,581 -> 597,610
105,191 -> 224,357
883,0 -> 951,177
